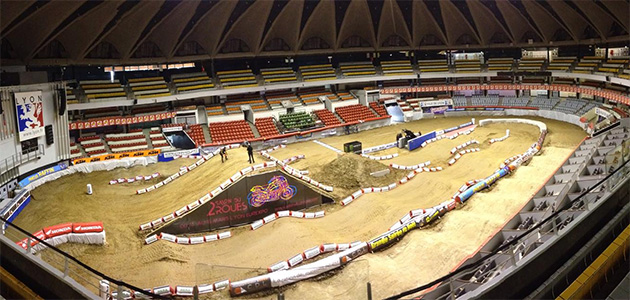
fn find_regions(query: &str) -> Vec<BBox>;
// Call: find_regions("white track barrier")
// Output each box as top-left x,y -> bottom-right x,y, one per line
312,140 -> 343,153
340,165 -> 443,206
250,210 -> 325,230
136,150 -> 222,195
390,160 -> 431,171
110,172 -> 159,185
448,148 -> 481,166
360,153 -> 399,161
146,231 -> 231,245
261,144 -> 334,192
450,139 -> 480,154
139,161 -> 278,231
489,129 -> 510,144
267,241 -> 365,272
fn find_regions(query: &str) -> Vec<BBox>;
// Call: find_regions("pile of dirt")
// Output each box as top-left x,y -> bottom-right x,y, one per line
310,153 -> 407,198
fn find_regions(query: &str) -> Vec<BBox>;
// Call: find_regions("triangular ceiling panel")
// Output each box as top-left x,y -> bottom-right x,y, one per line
412,1 -> 448,46
299,0 -> 336,50
143,1 -> 200,59
377,0 -> 412,49
260,0 -> 303,54
337,0 -> 376,49
217,0 -> 274,55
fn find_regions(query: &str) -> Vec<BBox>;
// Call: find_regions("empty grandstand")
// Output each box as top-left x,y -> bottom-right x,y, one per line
208,120 -> 255,143
172,72 -> 214,93
417,59 -> 449,72
261,67 -> 297,84
380,60 -> 414,75
335,104 -> 377,122
217,69 -> 257,89
278,112 -> 315,130
128,76 -> 170,99
339,61 -> 376,77
299,64 -> 337,81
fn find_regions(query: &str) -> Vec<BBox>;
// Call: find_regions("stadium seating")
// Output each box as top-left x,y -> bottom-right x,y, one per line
225,94 -> 269,113
595,58 -> 628,75
105,132 -> 148,153
66,87 -> 78,104
470,95 -> 500,106
297,88 -> 328,106
553,98 -> 589,115
217,69 -> 258,89
206,105 -> 224,116
261,67 -> 297,84
339,61 -> 376,77
208,120 -> 255,143
80,79 -> 127,102
299,64 -> 337,81
397,98 -> 413,111
501,97 -> 530,107
254,117 -> 280,137
335,104 -> 377,123
486,58 -> 514,71
336,91 -> 356,101
369,102 -> 389,116
518,58 -> 546,71
187,124 -> 206,146
128,76 -> 171,99
172,71 -> 215,93
417,59 -> 449,72
313,109 -> 342,126
452,96 -> 468,107
266,92 -> 300,109
527,96 -> 559,110
454,59 -> 481,73
279,112 -> 315,130
380,60 -> 414,76
547,57 -> 576,71
573,56 -> 603,74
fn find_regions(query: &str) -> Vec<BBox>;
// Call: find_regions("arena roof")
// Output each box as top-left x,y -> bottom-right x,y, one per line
1,0 -> 629,66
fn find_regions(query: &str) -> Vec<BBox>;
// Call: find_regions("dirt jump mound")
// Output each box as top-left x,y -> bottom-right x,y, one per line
311,153 -> 407,197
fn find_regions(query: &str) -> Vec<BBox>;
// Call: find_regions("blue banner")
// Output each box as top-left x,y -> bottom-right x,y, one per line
408,131 -> 436,151
18,163 -> 68,188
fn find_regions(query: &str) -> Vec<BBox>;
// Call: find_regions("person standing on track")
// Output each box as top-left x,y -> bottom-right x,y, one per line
247,143 -> 255,164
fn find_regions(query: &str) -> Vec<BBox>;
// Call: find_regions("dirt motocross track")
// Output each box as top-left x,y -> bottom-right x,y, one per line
11,116 -> 586,299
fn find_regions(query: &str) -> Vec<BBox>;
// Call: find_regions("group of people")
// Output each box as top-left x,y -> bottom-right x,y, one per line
218,141 -> 255,164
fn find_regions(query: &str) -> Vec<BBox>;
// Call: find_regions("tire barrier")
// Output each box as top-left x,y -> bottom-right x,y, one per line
489,129 -> 510,144
260,144 -> 334,192
390,160 -> 431,171
109,172 -> 159,185
312,140 -> 343,153
249,210 -> 325,230
361,153 -> 399,161
16,222 -> 106,253
453,118 -> 548,204
450,140 -> 480,154
106,279 -> 231,299
229,242 -> 369,296
448,148 -> 481,166
144,231 -> 232,245
267,241 -> 364,272
136,150 -> 220,195
138,162 -> 278,232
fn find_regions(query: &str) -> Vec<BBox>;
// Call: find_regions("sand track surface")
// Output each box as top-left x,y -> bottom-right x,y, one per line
10,116 -> 586,299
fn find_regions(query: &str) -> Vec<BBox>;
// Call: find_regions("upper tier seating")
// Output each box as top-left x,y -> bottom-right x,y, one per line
66,87 -> 78,104
486,58 -> 514,71
208,120 -> 255,143
313,109 -> 342,126
455,59 -> 481,73
547,57 -> 576,71
335,104 -> 377,123
279,112 -> 315,130
518,58 -> 545,71
299,64 -> 337,81
574,56 -> 603,74
254,117 -> 280,138
217,69 -> 257,89
128,76 -> 171,99
397,98 -> 413,111
80,79 -> 126,102
417,59 -> 449,72
380,60 -> 414,76
266,93 -> 300,109
339,61 -> 376,77
596,58 -> 628,75
369,102 -> 389,116
261,67 -> 297,84
172,71 -> 215,93
148,127 -> 172,150
206,105 -> 224,116
452,96 -> 468,107
105,132 -> 148,153
225,94 -> 269,114
187,124 -> 206,146
336,91 -> 356,101
297,88 -> 331,106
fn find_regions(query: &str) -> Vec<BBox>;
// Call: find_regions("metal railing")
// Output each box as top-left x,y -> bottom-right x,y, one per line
0,144 -> 45,183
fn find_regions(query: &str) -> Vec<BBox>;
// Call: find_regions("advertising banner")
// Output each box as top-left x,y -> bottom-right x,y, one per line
69,111 -> 176,130
72,149 -> 160,165
14,91 -> 45,141
18,163 -> 68,188
161,171 -> 327,234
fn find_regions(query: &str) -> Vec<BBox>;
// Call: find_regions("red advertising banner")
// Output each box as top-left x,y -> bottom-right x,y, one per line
380,84 -> 630,105
69,111 -> 176,130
